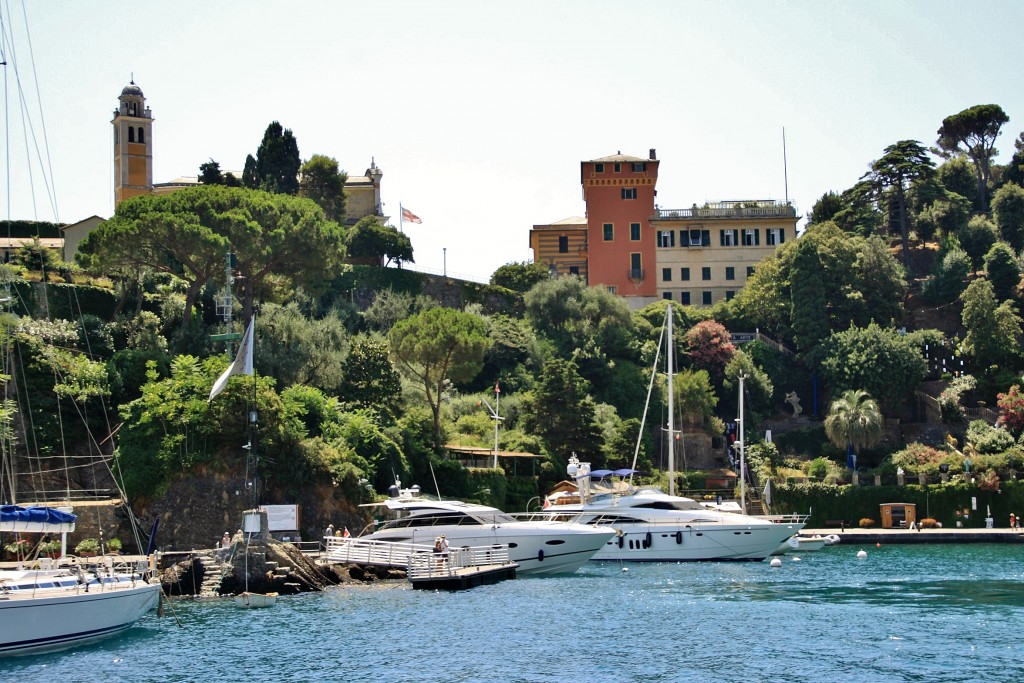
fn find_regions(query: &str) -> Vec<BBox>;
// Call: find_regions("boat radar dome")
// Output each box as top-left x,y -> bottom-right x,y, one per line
388,484 -> 400,498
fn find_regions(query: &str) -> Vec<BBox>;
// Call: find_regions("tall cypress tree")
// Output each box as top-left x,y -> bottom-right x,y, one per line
245,121 -> 301,195
790,240 -> 830,354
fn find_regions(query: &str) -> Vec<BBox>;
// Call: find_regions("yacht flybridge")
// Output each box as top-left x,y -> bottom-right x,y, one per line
358,483 -> 615,575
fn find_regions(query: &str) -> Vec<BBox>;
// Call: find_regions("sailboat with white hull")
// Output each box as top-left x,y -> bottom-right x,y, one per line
539,304 -> 802,561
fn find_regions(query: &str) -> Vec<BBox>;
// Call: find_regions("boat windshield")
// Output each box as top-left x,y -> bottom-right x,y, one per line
380,509 -> 516,529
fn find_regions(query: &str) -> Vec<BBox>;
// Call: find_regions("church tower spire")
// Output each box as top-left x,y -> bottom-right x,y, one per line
112,79 -> 154,205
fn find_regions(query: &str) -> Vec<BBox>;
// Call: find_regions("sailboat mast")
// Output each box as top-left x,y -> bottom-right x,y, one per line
666,304 -> 674,496
738,372 -> 746,514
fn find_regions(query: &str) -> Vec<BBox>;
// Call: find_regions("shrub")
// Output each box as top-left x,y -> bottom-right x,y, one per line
891,442 -> 942,475
859,518 -> 876,528
107,538 -> 123,552
967,420 -> 1015,454
807,457 -> 830,480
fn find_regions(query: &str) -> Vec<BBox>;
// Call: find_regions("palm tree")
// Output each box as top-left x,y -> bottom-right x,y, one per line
824,389 -> 883,456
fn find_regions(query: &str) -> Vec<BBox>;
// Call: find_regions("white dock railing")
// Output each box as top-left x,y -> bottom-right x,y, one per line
323,537 -> 425,568
323,537 -> 511,575
407,545 -> 512,581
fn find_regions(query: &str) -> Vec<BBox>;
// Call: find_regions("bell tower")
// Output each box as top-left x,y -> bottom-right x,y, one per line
112,80 -> 154,205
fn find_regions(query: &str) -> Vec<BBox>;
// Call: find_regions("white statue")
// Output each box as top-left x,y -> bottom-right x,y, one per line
784,391 -> 802,417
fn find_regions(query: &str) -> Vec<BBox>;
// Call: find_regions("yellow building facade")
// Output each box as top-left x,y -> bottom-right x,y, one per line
651,201 -> 797,306
528,216 -> 588,279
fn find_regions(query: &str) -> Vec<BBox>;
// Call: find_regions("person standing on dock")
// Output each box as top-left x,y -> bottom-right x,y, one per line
325,523 -> 334,538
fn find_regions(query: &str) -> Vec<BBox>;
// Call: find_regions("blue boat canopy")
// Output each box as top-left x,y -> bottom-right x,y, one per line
589,469 -> 614,478
0,504 -> 77,532
613,468 -> 638,477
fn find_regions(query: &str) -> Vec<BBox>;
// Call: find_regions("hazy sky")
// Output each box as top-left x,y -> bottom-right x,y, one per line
3,0 -> 1023,282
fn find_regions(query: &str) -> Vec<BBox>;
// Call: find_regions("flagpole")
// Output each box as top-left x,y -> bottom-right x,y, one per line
399,202 -> 404,233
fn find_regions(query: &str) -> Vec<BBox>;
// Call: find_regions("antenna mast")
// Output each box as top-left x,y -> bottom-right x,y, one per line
783,127 -> 789,206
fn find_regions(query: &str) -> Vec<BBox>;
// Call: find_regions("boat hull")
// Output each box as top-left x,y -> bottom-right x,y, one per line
235,591 -> 278,608
587,522 -> 802,562
0,582 -> 160,656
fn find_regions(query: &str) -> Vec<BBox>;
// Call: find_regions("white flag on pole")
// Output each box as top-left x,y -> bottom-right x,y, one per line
208,318 -> 255,402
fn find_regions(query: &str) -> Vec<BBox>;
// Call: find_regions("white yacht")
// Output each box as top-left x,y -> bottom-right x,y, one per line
355,484 -> 616,575
0,505 -> 161,656
541,461 -> 803,562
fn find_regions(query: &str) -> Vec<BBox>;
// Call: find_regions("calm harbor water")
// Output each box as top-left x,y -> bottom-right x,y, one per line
4,543 -> 1023,683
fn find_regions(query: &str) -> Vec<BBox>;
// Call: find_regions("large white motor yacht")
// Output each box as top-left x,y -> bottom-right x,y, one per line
541,460 -> 803,562
357,484 -> 615,575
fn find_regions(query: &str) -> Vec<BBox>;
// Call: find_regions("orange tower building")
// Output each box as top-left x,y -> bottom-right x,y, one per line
112,81 -> 154,205
581,150 -> 660,307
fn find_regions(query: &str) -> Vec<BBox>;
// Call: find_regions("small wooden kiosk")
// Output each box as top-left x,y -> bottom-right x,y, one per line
880,502 -> 917,528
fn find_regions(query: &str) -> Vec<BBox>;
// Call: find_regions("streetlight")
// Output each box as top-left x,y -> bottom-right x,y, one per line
443,247 -> 447,278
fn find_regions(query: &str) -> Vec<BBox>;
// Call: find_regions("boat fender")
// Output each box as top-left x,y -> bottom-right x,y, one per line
644,531 -> 652,548
538,548 -> 544,562
617,535 -> 624,549
675,531 -> 683,544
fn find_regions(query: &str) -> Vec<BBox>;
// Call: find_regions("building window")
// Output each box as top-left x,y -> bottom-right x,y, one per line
681,267 -> 690,281
742,228 -> 760,246
725,266 -> 735,281
629,253 -> 642,280
632,162 -> 646,172
725,290 -> 736,301
663,291 -> 673,301
681,292 -> 691,305
662,267 -> 672,282
720,229 -> 738,247
607,285 -> 617,294
747,266 -> 755,277
595,163 -> 604,173
128,127 -> 135,143
702,291 -> 712,306
569,265 -> 580,276
767,228 -> 785,245
128,102 -> 137,116
630,223 -> 641,241
603,223 -> 614,241
688,229 -> 711,247
558,235 -> 569,253
657,230 -> 675,248
614,163 -> 621,173
621,188 -> 637,200
701,267 -> 711,281
138,127 -> 145,143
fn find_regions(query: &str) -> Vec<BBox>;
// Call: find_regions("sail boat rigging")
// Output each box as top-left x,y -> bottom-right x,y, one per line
209,316 -> 276,607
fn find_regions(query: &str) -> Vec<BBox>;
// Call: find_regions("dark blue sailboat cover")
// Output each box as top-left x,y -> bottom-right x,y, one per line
0,504 -> 77,531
